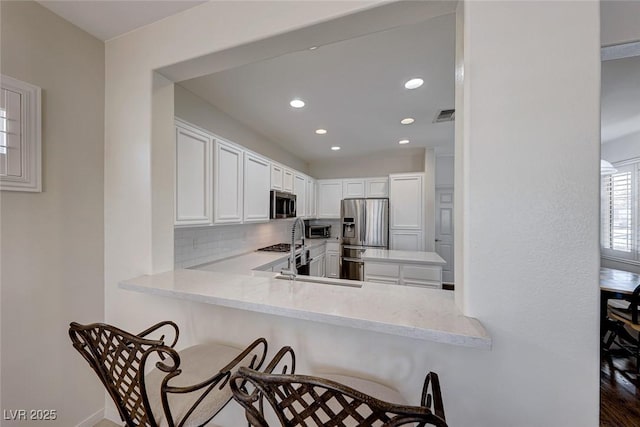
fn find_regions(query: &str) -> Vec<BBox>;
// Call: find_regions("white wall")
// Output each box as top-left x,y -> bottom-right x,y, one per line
175,85 -> 308,173
456,2 -> 600,426
308,147 -> 425,179
436,155 -> 454,187
103,1 -> 601,426
601,132 -> 640,163
0,1 -> 105,426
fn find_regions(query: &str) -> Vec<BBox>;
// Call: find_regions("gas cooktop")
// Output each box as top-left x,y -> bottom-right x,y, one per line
257,243 -> 302,253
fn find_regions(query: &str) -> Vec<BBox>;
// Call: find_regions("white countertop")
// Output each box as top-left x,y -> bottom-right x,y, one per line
120,269 -> 491,349
362,249 -> 447,265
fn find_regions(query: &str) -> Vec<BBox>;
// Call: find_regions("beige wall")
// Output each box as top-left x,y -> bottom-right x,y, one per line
0,2 -> 105,426
175,85 -> 308,173
308,147 -> 425,179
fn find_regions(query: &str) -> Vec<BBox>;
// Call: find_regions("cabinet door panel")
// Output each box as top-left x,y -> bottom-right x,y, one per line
390,230 -> 423,251
365,178 -> 389,197
389,174 -> 423,229
342,179 -> 365,198
326,252 -> 340,278
317,180 -> 343,218
175,124 -> 211,225
244,153 -> 270,222
294,173 -> 306,218
283,169 -> 294,192
271,164 -> 283,190
214,140 -> 243,223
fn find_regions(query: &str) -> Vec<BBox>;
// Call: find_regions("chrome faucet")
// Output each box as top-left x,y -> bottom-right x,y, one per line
280,217 -> 307,280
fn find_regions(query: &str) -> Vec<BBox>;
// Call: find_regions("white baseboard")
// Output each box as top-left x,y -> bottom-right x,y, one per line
76,408 -> 103,427
104,406 -> 122,425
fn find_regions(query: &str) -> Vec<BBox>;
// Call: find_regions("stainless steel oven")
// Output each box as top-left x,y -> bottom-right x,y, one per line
270,191 -> 296,219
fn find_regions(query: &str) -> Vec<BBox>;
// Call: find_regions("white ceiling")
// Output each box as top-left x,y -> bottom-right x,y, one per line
36,0 -> 206,41
178,13 -> 456,161
601,55 -> 640,143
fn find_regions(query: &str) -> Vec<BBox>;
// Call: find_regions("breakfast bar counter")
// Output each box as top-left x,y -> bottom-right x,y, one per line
120,268 -> 491,349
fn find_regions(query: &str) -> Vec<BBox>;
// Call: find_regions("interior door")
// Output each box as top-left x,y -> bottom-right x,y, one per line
435,187 -> 454,284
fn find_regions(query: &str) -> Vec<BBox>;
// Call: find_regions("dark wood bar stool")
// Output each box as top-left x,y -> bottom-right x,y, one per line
69,321 -> 268,427
230,347 -> 447,427
607,283 -> 640,374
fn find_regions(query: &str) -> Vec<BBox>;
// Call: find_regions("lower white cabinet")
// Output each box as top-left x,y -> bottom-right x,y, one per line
243,153 -> 270,223
364,261 -> 442,288
310,254 -> 325,277
175,121 -> 212,226
325,241 -> 340,278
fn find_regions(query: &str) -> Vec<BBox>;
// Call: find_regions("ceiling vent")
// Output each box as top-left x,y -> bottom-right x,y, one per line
434,109 -> 455,123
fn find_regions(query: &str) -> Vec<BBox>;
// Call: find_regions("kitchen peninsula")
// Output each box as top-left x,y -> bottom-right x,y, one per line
120,266 -> 490,349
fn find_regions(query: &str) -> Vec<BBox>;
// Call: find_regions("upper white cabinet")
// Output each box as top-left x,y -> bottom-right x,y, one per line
271,163 -> 283,191
283,168 -> 294,193
317,180 -> 343,218
306,177 -> 316,218
365,177 -> 389,197
214,139 -> 244,224
294,173 -> 307,218
389,173 -> 424,250
342,179 -> 366,198
175,121 -> 212,226
244,153 -> 271,223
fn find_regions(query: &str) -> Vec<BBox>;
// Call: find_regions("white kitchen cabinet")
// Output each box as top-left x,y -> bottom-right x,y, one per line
325,241 -> 340,278
294,173 -> 307,218
317,180 -> 343,218
389,173 -> 424,250
271,164 -> 283,191
243,153 -> 271,223
214,139 -> 244,224
364,260 -> 442,289
306,177 -> 316,218
309,255 -> 323,277
390,230 -> 424,251
175,121 -> 212,226
283,168 -> 294,193
365,177 -> 389,197
342,179 -> 366,198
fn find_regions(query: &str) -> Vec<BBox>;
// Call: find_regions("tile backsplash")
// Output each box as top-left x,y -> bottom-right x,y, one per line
175,219 -> 342,268
175,221 -> 293,268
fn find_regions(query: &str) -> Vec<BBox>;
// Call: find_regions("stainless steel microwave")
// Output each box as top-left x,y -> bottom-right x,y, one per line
270,190 -> 296,219
306,224 -> 331,239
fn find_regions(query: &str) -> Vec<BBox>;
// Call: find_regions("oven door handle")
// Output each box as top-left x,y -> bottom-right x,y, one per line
342,257 -> 364,263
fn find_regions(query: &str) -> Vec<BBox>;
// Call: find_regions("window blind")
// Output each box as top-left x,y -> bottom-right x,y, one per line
601,162 -> 639,262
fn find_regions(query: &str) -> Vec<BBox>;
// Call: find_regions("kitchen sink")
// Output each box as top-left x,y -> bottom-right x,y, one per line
274,274 -> 363,288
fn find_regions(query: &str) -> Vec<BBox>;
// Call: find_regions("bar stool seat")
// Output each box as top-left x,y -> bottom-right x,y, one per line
69,321 -> 268,427
146,342 -> 260,427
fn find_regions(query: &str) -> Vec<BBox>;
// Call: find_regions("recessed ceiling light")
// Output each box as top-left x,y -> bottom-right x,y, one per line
331,146 -> 341,151
315,129 -> 327,135
398,139 -> 410,145
400,118 -> 415,125
309,46 -> 318,50
290,99 -> 305,108
404,78 -> 424,89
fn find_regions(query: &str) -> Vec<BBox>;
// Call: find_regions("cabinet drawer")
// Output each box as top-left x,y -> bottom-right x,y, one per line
402,265 -> 441,282
326,241 -> 340,252
365,262 -> 399,278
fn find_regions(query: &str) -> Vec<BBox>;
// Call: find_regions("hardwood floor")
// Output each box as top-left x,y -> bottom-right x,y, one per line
600,348 -> 640,427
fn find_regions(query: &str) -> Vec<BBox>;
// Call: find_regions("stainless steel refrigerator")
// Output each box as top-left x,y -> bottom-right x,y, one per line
340,198 -> 389,280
